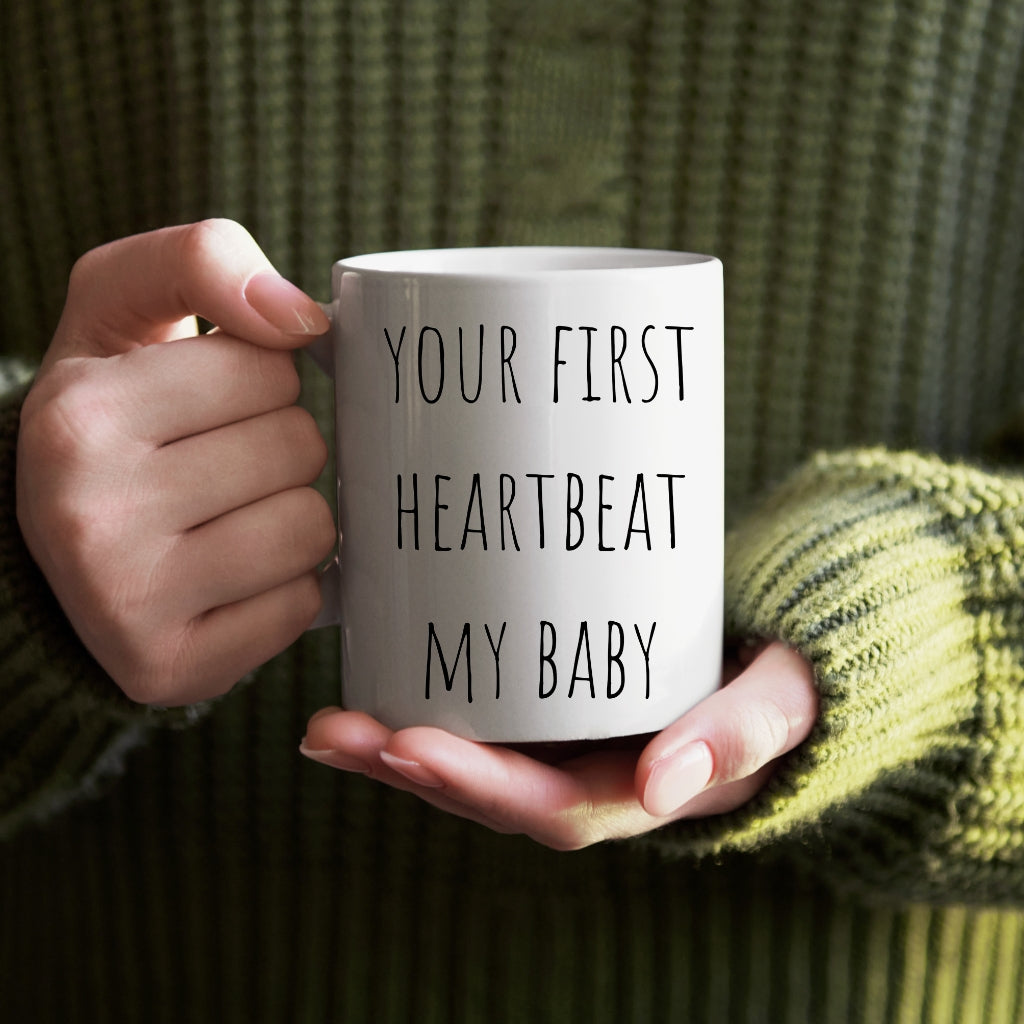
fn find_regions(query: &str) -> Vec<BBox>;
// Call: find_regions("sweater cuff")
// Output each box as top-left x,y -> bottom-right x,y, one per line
654,449 -> 1024,902
1,384 -> 206,835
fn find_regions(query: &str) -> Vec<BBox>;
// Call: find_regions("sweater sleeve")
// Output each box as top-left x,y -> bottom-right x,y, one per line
0,369 -> 207,839
652,447 -> 1024,905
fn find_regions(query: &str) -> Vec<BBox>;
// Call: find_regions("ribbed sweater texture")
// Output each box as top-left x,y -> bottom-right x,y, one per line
4,0 -> 1024,1021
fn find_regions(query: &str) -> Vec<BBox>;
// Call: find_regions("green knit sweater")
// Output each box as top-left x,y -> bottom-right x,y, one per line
4,0 -> 1024,1020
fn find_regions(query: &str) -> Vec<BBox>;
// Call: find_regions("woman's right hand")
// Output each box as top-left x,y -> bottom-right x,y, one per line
16,220 -> 337,706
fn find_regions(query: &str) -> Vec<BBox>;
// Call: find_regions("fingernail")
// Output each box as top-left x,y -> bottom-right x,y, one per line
642,740 -> 714,817
299,742 -> 371,774
244,271 -> 330,336
379,751 -> 445,789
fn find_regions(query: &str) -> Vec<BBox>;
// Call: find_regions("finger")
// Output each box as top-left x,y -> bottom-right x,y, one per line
638,642 -> 818,817
49,219 -> 328,365
302,712 -> 711,847
31,334 -> 303,451
116,334 -> 303,444
151,405 -> 328,532
173,487 -> 336,616
150,572 -> 326,706
300,711 -> 521,833
298,646 -> 818,850
381,728 -> 652,850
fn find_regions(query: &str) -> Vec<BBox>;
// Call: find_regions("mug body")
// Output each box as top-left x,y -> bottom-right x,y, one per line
328,247 -> 723,742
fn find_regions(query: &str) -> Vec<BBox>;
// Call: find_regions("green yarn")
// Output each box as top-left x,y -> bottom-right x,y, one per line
651,450 -> 1024,904
4,0 -> 1024,1020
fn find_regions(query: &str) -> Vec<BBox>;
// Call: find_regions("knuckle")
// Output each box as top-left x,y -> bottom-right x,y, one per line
716,701 -> 792,783
749,700 -> 792,753
42,372 -> 122,458
49,494 -> 124,579
66,242 -> 114,299
18,385 -> 138,571
177,218 -> 254,270
21,364 -> 105,455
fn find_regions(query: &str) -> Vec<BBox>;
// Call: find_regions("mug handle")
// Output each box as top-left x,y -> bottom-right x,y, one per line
305,306 -> 342,629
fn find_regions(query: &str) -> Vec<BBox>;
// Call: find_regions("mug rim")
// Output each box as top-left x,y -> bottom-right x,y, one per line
334,245 -> 718,278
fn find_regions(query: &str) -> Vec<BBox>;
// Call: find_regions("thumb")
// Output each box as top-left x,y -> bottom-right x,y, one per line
48,219 -> 329,365
637,642 -> 818,817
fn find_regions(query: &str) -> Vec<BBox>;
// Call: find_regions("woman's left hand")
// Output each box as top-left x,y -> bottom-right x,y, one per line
300,641 -> 817,850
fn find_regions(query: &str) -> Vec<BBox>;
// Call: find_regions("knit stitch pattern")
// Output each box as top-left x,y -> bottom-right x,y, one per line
4,0 -> 1024,1020
658,449 -> 1024,905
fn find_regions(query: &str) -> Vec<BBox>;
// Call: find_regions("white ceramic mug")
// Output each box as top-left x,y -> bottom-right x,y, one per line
312,246 -> 723,742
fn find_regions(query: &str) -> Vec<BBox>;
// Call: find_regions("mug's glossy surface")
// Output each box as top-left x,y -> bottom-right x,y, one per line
328,247 -> 723,741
